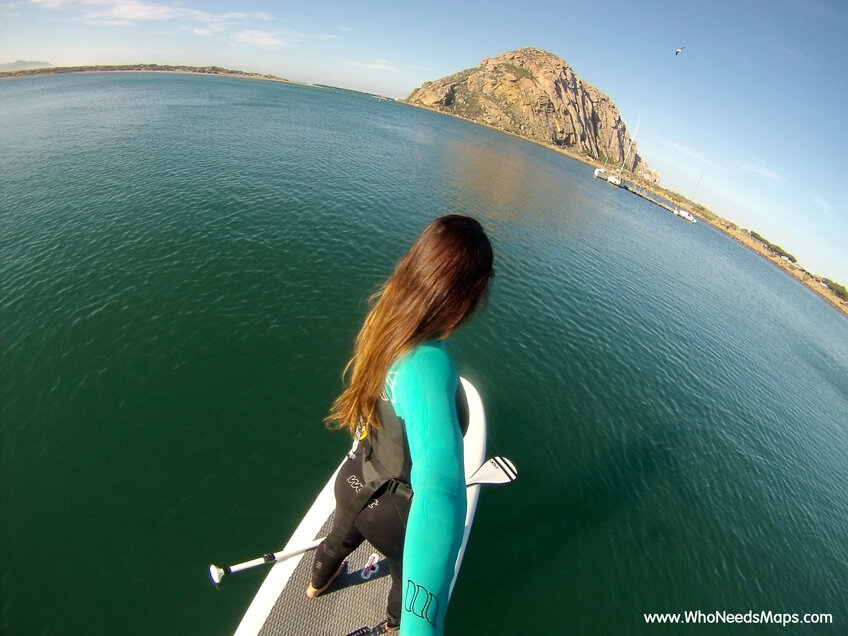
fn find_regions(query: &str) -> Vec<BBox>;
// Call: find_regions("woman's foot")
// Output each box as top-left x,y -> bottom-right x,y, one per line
306,561 -> 346,598
369,619 -> 399,633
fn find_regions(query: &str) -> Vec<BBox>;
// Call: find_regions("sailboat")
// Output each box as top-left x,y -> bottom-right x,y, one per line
604,117 -> 640,187
593,152 -> 611,179
593,161 -> 609,180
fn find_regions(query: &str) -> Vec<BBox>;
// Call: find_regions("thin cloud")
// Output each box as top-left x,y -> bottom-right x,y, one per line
345,59 -> 399,72
25,0 -> 343,51
308,33 -> 341,41
661,140 -> 715,165
232,30 -> 284,50
778,43 -> 808,64
28,0 -> 73,7
28,0 -> 271,27
811,196 -> 832,211
191,24 -> 226,37
0,3 -> 25,18
270,29 -> 339,46
739,161 -> 780,181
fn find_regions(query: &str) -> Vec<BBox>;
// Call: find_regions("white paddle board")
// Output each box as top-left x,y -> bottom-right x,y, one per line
234,376 -> 486,636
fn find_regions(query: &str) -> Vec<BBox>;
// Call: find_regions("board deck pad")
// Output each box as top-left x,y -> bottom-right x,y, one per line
258,512 -> 392,635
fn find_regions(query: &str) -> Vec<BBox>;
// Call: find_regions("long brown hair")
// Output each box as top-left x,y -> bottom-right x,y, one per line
326,215 -> 494,435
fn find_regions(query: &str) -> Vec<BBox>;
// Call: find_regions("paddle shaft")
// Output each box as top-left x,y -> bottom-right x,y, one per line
210,455 -> 516,583
227,538 -> 324,576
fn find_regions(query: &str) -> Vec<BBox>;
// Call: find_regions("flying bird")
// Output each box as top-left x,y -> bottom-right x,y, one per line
675,46 -> 686,56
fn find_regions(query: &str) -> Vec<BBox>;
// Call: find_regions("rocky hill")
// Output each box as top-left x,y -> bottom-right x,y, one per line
406,48 -> 658,182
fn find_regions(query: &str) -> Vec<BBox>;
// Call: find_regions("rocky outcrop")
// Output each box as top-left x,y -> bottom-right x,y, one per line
406,48 -> 659,183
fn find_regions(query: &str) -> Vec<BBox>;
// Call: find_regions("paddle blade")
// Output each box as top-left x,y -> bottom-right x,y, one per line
209,564 -> 226,584
466,456 -> 517,486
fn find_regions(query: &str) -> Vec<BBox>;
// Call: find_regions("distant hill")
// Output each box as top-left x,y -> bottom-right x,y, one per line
0,63 -> 288,82
406,47 -> 658,183
0,60 -> 53,72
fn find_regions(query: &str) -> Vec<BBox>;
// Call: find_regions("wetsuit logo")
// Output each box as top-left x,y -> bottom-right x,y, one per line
404,579 -> 439,627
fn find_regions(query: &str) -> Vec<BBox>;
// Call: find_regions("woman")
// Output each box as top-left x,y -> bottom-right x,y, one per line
307,215 -> 494,635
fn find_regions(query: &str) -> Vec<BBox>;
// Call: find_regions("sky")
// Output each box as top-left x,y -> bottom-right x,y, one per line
2,0 -> 847,284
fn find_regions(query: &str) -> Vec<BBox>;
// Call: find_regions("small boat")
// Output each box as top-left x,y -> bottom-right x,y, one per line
599,116 -> 640,189
672,208 -> 697,223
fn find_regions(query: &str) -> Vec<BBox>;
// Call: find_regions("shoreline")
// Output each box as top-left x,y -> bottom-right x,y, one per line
400,100 -> 847,319
3,65 -> 844,318
0,64 -> 293,84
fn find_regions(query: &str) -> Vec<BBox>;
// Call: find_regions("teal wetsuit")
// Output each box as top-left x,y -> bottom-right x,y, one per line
389,341 -> 466,635
310,341 -> 466,634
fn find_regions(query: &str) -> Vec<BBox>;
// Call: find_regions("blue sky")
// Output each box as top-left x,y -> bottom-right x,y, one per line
2,0 -> 846,283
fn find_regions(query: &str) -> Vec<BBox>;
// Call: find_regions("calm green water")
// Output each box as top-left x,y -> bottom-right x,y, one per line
2,73 -> 847,635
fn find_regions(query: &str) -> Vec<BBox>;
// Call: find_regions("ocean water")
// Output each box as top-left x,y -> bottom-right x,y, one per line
1,72 -> 846,635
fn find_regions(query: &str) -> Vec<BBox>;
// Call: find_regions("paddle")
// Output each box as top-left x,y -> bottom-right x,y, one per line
209,455 -> 517,584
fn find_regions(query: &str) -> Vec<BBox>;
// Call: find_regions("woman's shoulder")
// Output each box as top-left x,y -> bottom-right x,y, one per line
393,341 -> 454,377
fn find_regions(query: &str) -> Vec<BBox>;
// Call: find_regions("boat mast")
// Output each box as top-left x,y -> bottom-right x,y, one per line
618,116 -> 641,176
692,170 -> 704,199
